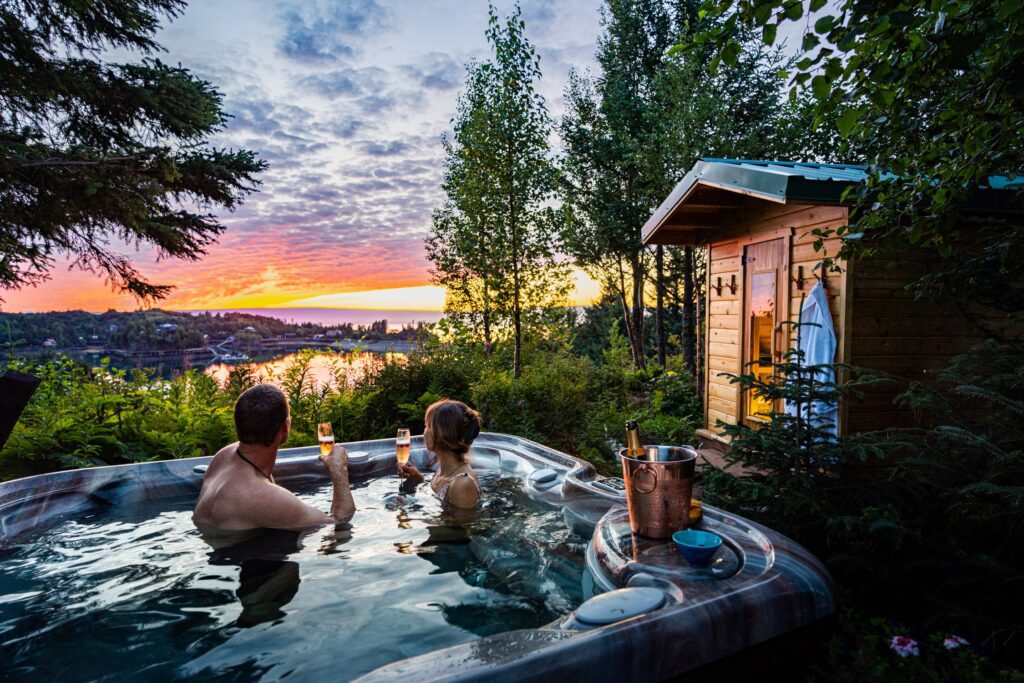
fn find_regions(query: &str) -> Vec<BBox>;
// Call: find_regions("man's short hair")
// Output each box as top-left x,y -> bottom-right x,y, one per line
234,384 -> 289,446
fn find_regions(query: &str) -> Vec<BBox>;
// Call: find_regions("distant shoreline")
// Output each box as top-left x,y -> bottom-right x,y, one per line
2,307 -> 446,330
178,307 -> 445,328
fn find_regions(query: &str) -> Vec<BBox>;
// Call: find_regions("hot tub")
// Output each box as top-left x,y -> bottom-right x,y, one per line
0,434 -> 834,681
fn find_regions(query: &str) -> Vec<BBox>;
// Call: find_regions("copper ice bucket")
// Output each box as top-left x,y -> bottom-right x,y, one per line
619,446 -> 697,539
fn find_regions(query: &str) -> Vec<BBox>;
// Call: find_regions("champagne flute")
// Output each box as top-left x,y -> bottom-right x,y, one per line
318,422 -> 335,457
396,428 -> 411,480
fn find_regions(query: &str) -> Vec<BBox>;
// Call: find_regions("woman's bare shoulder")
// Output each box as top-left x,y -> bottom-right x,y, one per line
446,474 -> 481,509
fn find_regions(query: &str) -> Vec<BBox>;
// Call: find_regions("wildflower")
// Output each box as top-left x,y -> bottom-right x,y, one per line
943,635 -> 968,650
890,635 -> 919,657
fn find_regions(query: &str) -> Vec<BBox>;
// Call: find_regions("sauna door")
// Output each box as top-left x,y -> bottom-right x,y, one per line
742,238 -> 785,423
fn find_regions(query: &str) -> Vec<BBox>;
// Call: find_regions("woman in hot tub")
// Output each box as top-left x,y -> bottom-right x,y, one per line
398,399 -> 482,509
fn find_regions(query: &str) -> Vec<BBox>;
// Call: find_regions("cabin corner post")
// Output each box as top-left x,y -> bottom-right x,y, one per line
837,208 -> 854,438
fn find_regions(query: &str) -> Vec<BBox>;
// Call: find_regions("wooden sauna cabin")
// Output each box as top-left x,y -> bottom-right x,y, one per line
640,158 -> 1022,452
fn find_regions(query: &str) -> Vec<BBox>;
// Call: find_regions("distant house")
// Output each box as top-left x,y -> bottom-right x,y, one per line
157,323 -> 178,332
241,326 -> 257,333
313,334 -> 325,340
42,339 -> 57,348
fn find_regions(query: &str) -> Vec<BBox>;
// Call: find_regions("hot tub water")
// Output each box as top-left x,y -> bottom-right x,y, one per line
0,473 -> 585,681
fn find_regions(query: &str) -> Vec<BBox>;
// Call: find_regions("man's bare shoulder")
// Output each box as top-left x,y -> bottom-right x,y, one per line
204,442 -> 240,473
212,442 -> 238,458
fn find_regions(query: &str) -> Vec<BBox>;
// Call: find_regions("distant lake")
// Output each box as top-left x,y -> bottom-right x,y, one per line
206,350 -> 402,388
66,348 -> 402,386
179,308 -> 444,331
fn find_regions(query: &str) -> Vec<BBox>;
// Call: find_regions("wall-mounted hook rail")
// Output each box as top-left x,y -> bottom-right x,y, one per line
712,274 -> 737,296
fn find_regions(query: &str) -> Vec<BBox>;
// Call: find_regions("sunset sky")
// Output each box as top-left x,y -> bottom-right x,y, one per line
3,0 -> 604,313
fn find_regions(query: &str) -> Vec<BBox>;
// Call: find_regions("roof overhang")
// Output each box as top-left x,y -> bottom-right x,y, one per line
641,159 -> 857,246
642,158 -> 1024,246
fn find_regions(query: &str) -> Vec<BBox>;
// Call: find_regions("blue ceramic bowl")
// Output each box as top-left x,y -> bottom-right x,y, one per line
672,529 -> 722,566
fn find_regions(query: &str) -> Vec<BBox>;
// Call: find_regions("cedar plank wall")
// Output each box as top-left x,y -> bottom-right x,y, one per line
704,203 -> 849,438
845,247 -> 1009,433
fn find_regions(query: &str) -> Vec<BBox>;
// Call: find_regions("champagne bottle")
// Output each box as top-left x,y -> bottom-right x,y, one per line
624,420 -> 644,459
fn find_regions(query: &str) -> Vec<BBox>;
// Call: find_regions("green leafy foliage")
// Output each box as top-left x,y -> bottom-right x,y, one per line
2,356 -> 234,473
559,0 -> 679,370
560,0 -> 840,371
472,351 -> 593,450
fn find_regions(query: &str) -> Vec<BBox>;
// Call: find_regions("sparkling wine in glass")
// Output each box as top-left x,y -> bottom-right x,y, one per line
318,422 -> 335,457
396,428 -> 411,466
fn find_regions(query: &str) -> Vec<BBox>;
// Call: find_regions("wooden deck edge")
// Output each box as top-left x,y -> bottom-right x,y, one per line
696,427 -> 731,446
695,428 -> 767,477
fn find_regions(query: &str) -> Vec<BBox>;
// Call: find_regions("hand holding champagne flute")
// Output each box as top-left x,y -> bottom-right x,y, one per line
396,428 -> 411,476
318,422 -> 335,457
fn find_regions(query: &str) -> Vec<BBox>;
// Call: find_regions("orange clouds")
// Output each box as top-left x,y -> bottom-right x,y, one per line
0,249 -> 601,313
0,233 -> 435,312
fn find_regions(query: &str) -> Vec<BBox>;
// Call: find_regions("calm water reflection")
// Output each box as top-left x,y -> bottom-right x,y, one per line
205,351 -> 404,388
65,348 -> 404,385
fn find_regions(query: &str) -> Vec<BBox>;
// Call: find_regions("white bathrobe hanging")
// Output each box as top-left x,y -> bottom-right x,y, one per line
784,281 -> 839,438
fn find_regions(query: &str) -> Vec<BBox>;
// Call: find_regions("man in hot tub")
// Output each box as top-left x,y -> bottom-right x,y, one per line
193,384 -> 355,531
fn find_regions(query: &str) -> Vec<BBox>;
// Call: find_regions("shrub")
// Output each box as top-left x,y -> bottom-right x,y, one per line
354,345 -> 481,438
1,357 -> 235,474
471,350 -> 594,453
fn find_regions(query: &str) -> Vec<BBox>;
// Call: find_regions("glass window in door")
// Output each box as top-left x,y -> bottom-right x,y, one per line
747,271 -> 776,420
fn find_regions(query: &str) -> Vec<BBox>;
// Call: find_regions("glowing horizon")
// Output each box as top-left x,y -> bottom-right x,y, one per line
270,271 -> 601,312
2,270 -> 602,314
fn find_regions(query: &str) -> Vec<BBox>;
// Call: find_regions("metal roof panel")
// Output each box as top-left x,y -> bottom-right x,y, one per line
699,158 -> 870,183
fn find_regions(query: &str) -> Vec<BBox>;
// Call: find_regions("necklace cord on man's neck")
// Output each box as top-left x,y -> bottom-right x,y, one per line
236,446 -> 274,482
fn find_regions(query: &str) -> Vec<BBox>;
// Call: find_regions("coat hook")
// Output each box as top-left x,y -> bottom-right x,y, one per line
711,274 -> 736,296
816,263 -> 831,292
792,264 -> 829,290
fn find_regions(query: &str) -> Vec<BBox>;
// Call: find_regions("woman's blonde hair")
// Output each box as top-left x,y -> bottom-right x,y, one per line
425,399 -> 482,460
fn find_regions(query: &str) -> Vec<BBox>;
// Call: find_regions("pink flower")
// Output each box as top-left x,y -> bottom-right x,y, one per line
943,635 -> 969,650
890,635 -> 920,657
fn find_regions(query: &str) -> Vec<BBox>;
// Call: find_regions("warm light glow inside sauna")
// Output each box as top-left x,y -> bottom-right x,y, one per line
748,271 -> 775,419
